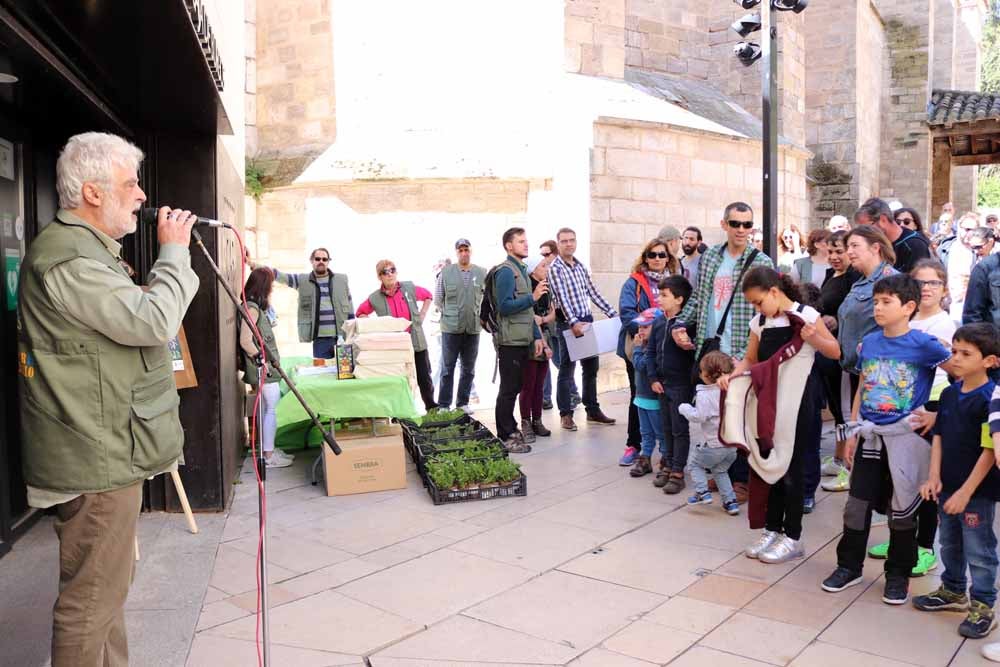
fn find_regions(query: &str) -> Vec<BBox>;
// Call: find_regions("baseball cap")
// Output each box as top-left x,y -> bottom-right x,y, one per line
455,238 -> 471,249
632,307 -> 662,326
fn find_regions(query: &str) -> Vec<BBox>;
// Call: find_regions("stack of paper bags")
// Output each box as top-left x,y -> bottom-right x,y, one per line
344,316 -> 418,399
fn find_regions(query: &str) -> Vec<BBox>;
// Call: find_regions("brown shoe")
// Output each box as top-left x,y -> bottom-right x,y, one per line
586,409 -> 616,425
561,415 -> 578,431
733,481 -> 749,504
663,473 -> 686,495
531,419 -> 551,437
629,455 -> 652,477
652,460 -> 670,487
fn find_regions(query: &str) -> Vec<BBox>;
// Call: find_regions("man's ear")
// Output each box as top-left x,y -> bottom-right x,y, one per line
81,182 -> 103,207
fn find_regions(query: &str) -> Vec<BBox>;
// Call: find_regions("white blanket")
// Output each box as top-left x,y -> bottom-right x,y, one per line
354,332 -> 414,351
342,316 -> 411,339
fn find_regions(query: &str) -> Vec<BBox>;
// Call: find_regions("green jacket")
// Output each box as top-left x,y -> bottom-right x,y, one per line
439,263 -> 486,334
242,303 -> 281,386
368,281 -> 428,351
274,269 -> 353,342
18,218 -> 187,493
494,257 -> 535,346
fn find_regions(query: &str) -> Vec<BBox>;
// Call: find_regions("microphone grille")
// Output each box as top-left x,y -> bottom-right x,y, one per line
139,208 -> 159,226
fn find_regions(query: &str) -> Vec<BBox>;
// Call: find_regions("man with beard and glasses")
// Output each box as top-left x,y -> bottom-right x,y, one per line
680,226 -> 703,291
250,247 -> 355,360
18,132 -> 200,666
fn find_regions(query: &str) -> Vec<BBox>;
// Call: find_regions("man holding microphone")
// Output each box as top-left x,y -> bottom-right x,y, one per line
17,132 -> 199,666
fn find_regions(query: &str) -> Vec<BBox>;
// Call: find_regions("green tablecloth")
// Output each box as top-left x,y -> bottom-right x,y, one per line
274,363 -> 418,448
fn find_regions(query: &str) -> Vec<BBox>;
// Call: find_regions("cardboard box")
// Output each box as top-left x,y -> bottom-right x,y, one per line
322,432 -> 407,496
334,417 -> 402,440
561,318 -> 622,361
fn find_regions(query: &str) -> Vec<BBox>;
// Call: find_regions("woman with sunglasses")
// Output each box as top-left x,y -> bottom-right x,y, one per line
356,259 -> 438,411
777,224 -> 807,273
894,207 -> 927,239
617,239 -> 680,468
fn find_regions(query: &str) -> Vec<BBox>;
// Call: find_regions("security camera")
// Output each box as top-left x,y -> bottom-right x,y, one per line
734,42 -> 762,66
731,12 -> 761,38
772,0 -> 808,13
734,0 -> 762,8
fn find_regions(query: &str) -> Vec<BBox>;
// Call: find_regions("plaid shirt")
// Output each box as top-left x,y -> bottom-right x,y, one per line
549,255 -> 617,324
676,243 -> 773,360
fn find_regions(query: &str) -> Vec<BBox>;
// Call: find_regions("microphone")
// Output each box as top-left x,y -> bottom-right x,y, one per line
138,207 -> 231,228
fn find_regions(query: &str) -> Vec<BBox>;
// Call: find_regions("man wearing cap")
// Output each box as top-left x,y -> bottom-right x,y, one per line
434,239 -> 487,412
657,225 -> 682,260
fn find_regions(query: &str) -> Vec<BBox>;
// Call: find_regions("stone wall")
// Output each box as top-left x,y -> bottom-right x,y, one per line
876,0 -> 933,216
950,0 -> 985,214
931,0 -> 955,90
565,0 -> 627,78
245,0 -> 258,156
255,0 -> 336,158
857,1 -> 887,205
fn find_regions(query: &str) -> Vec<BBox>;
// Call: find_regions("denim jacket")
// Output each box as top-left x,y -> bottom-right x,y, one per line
837,261 -> 897,373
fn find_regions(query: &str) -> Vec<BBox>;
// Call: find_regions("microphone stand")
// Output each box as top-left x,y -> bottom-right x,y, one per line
189,227 -> 342,667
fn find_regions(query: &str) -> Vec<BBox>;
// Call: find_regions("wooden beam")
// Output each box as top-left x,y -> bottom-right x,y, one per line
931,139 -> 952,219
930,119 -> 1000,138
952,152 -> 1000,166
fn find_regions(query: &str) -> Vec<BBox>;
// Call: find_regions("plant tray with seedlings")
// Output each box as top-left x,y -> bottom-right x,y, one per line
417,408 -> 471,428
424,456 -> 527,505
415,440 -> 507,481
411,420 -> 490,444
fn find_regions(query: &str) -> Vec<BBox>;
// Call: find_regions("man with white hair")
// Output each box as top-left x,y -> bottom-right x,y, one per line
17,132 -> 199,666
827,215 -> 851,233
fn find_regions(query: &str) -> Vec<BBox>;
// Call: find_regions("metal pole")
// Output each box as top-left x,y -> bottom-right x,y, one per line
256,410 -> 271,667
761,1 -> 779,260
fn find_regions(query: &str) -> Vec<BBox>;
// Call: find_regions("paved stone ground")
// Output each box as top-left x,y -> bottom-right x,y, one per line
4,389 -> 999,666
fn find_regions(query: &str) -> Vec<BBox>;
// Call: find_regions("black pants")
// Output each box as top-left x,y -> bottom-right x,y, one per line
496,345 -> 530,440
916,498 -> 938,550
835,445 -> 918,579
624,357 -> 641,448
413,349 -> 437,411
659,384 -> 694,473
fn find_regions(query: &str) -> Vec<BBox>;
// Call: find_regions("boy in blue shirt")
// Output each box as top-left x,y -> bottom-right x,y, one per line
822,275 -> 952,605
914,323 -> 1000,640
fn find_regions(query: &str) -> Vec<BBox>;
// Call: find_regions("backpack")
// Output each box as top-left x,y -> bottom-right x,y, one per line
479,264 -> 502,335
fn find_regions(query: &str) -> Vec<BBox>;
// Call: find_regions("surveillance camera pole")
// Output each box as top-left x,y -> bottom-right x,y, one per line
761,0 -> 778,260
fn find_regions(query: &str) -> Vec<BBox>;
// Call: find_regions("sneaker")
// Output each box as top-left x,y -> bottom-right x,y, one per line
960,601 -> 997,638
802,497 -> 816,514
586,409 -> 616,425
822,567 -> 864,593
542,399 -> 553,410
630,455 -> 652,477
821,455 -> 846,476
913,586 -> 969,612
723,499 -> 740,515
561,415 -> 578,431
912,547 -> 938,577
653,467 -> 670,488
759,535 -> 805,564
531,419 -> 551,437
459,404 -> 474,416
867,541 -> 889,559
882,576 -> 909,605
687,490 -> 712,505
663,474 -> 686,495
821,467 -> 850,492
265,454 -> 293,468
273,449 -> 295,462
504,432 -> 532,454
520,419 -> 536,444
619,446 -> 638,466
745,530 -> 780,559
982,640 -> 1000,662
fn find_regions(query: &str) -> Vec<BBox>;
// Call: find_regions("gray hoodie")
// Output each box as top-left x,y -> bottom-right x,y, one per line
678,383 -> 721,448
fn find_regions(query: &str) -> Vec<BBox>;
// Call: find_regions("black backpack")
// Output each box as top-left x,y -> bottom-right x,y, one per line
479,264 -> 502,335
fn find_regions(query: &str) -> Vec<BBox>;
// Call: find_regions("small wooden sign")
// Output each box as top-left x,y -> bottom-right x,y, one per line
171,324 -> 198,390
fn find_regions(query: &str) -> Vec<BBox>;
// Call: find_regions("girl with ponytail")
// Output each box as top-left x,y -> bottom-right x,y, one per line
718,266 -> 840,564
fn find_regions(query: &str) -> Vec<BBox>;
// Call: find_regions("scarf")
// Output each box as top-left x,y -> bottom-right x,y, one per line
644,269 -> 668,285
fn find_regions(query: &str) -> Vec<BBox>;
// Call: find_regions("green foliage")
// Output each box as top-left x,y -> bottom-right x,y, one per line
420,408 -> 466,425
979,168 -> 1000,208
423,423 -> 478,439
426,460 -> 456,490
245,160 -> 265,201
425,450 -> 518,489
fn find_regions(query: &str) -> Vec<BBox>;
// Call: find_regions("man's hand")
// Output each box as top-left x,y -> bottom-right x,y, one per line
532,279 -> 549,302
821,315 -> 837,332
920,477 -> 942,501
651,381 -> 664,394
534,314 -> 544,326
672,327 -> 695,350
571,322 -> 587,338
544,345 -> 553,360
943,489 -> 971,515
156,207 -> 197,247
534,339 -> 544,358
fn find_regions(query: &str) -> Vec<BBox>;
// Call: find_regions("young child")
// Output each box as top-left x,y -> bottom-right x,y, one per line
821,274 -> 952,605
645,275 -> 695,493
720,267 -> 841,564
681,351 -> 738,515
913,323 -> 1000,641
629,307 -> 666,478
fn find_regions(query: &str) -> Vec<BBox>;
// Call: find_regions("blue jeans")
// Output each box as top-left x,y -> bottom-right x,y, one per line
637,406 -> 665,458
312,336 -> 335,359
938,493 -> 999,606
437,332 -> 480,408
544,330 -> 576,403
556,320 -> 599,416
659,385 -> 693,473
688,445 -> 737,503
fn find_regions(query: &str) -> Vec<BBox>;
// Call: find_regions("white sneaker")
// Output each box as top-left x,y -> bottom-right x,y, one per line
264,454 -> 293,468
459,405 -> 474,416
983,641 -> 1000,662
821,456 -> 846,477
759,535 -> 805,564
821,467 -> 849,492
745,530 -> 780,559
273,449 -> 295,462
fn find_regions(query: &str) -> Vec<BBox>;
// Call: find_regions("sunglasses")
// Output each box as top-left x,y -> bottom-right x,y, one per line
727,220 -> 754,230
645,251 -> 669,259
971,244 -> 986,251
313,257 -> 329,263
540,251 -> 551,258
380,267 -> 397,276
896,218 -> 914,224
915,279 -> 944,288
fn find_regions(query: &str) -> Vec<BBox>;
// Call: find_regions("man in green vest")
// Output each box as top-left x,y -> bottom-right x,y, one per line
250,247 -> 354,359
17,132 -> 199,666
493,227 -> 547,453
434,238 -> 486,412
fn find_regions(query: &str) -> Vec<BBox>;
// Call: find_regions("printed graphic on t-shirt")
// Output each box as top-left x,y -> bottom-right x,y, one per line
712,272 -> 734,310
860,358 -> 920,421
